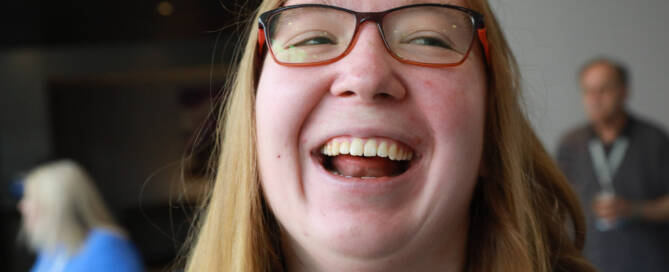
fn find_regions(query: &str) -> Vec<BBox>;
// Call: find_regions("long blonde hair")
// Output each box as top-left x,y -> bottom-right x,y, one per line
20,160 -> 122,256
185,1 -> 594,271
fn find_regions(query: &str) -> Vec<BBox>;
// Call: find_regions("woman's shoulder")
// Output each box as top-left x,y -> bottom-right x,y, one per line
82,228 -> 137,255
87,228 -> 128,245
77,228 -> 145,271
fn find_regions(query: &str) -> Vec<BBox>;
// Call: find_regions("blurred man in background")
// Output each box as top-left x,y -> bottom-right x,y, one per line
557,57 -> 669,272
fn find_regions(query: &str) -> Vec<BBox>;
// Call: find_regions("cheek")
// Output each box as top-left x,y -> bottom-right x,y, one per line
256,61 -> 335,147
610,93 -> 624,106
603,95 -> 614,106
256,73 -> 303,196
583,94 -> 595,105
584,95 -> 599,108
256,65 -> 316,156
410,68 -> 486,216
416,73 -> 485,135
255,62 -> 334,204
24,204 -> 39,226
412,70 -> 486,201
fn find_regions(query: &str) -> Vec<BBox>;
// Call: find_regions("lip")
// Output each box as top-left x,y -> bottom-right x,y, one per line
309,150 -> 423,194
306,127 -> 425,194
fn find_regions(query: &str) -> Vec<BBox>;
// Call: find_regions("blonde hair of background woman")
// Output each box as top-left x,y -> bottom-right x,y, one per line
19,160 -> 123,256
185,0 -> 595,271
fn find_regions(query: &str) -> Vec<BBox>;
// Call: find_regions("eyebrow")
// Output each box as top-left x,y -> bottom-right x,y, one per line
306,0 -> 453,7
318,0 -> 350,6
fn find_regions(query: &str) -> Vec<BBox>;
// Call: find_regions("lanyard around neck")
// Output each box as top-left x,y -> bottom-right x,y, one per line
588,137 -> 629,193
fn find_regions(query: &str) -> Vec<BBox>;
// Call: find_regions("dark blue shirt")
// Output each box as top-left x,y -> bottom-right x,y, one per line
557,115 -> 669,272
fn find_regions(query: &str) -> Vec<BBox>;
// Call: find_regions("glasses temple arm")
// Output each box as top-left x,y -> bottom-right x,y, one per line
477,28 -> 490,65
258,28 -> 266,57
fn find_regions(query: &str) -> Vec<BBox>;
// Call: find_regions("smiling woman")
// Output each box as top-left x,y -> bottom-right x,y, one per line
184,0 -> 595,271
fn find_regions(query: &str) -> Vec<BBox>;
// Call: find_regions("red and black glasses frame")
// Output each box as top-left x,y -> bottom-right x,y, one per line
256,3 -> 490,67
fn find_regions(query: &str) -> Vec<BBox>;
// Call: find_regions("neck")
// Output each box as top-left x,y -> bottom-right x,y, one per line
284,217 -> 469,272
593,110 -> 627,144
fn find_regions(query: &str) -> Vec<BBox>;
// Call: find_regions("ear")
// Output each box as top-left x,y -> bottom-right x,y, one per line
621,86 -> 629,100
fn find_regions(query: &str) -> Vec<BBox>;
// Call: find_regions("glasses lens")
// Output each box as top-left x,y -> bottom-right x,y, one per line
382,6 -> 476,65
266,7 -> 357,64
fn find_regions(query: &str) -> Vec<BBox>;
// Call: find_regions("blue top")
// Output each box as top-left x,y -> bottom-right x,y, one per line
31,229 -> 145,272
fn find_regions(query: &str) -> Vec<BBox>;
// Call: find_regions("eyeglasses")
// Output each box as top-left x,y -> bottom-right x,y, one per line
257,4 -> 489,67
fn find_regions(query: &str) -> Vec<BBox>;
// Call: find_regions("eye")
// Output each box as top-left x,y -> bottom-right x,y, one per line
406,37 -> 454,50
289,34 -> 337,47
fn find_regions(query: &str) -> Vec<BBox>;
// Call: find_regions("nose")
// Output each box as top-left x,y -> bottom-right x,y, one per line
329,22 -> 406,102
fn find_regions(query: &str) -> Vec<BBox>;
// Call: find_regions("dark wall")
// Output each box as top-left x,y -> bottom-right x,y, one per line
0,1 -> 257,271
0,44 -> 217,272
1,0 -> 263,49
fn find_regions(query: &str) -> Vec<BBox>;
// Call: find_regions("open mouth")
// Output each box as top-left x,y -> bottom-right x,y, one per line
316,137 -> 415,179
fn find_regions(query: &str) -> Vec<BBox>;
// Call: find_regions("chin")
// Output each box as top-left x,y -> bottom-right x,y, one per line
313,215 -> 418,258
295,147 -> 426,258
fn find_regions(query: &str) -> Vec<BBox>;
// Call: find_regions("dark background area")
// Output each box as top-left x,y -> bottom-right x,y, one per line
1,0 -> 260,48
1,0 -> 260,271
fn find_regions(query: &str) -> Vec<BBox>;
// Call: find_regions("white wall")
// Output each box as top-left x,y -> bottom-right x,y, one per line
490,0 -> 669,153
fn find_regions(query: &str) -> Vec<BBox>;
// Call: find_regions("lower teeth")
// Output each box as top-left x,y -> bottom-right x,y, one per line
329,170 -> 377,179
322,155 -> 409,179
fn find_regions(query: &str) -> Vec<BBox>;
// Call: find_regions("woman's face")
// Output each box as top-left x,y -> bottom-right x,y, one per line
256,0 -> 487,265
17,184 -> 40,234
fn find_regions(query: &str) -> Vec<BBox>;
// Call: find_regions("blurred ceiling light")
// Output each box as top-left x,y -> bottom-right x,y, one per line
157,1 -> 174,16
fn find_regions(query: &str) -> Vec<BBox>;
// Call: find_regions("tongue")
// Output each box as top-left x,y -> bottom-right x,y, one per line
331,155 -> 403,178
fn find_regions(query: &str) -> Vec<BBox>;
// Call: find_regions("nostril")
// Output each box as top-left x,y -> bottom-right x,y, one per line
335,89 -> 400,101
375,93 -> 393,99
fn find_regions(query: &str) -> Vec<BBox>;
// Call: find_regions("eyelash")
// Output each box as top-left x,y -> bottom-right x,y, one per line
405,37 -> 454,50
293,36 -> 336,46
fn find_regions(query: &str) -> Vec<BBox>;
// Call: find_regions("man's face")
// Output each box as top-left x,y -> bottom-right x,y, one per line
580,63 -> 627,125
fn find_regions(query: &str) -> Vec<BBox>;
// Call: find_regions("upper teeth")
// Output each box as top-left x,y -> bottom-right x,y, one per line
321,137 -> 413,161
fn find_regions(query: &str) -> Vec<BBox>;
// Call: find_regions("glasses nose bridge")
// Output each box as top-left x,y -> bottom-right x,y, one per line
355,11 -> 385,32
356,11 -> 384,23
352,11 -> 387,46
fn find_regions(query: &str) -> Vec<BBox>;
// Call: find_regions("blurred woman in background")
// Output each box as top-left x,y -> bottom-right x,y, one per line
17,160 -> 144,272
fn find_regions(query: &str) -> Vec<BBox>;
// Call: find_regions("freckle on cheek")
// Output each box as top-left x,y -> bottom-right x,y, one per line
277,155 -> 281,159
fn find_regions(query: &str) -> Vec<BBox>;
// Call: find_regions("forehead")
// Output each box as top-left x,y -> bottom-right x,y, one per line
583,64 -> 618,81
283,0 -> 469,12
